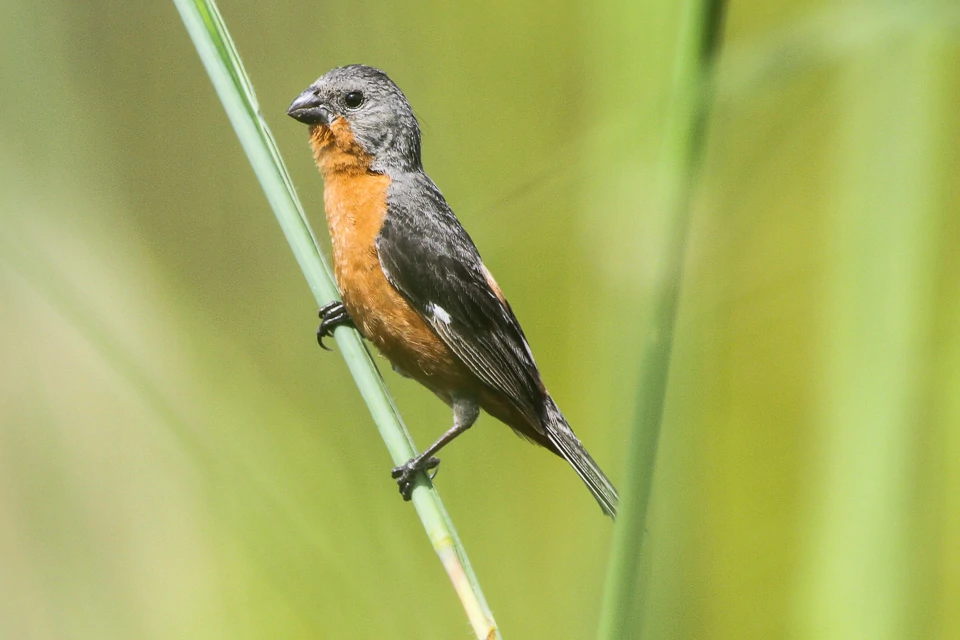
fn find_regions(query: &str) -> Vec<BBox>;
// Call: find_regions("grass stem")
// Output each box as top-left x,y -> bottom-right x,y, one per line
172,1 -> 500,637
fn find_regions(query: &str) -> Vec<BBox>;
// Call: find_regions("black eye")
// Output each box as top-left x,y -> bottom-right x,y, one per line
344,91 -> 365,110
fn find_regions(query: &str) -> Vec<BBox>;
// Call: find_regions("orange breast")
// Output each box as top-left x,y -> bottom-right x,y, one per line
309,121 -> 475,401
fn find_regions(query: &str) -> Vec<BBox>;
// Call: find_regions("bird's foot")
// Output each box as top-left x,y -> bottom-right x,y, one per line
317,301 -> 354,350
390,456 -> 440,501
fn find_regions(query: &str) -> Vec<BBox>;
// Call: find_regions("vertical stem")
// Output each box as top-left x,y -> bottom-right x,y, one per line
597,1 -> 725,638
795,19 -> 946,639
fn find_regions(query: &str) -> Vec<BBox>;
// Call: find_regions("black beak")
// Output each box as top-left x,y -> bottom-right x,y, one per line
287,88 -> 333,125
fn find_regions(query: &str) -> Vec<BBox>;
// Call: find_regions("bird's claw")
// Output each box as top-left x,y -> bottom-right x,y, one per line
317,301 -> 354,350
391,456 -> 441,500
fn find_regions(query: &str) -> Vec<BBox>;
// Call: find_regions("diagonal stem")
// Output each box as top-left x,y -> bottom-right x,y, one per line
171,1 -> 500,638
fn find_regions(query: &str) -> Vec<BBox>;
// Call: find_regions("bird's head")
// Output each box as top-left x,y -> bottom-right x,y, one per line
287,64 -> 422,173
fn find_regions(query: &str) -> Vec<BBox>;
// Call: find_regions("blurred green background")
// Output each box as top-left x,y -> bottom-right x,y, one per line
1,0 -> 958,638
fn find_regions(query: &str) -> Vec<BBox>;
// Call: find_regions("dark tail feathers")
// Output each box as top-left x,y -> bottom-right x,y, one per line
543,397 -> 619,519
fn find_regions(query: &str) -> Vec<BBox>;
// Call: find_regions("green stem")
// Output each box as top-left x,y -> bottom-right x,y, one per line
596,1 -> 725,638
172,1 -> 500,638
795,19 -> 946,639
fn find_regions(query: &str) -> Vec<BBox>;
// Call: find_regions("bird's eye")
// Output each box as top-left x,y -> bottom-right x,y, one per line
344,91 -> 365,110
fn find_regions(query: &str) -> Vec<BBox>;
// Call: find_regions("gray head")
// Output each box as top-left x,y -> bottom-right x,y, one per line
287,65 -> 422,172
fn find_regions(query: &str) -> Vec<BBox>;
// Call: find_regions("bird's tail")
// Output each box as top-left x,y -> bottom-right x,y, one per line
543,396 -> 619,519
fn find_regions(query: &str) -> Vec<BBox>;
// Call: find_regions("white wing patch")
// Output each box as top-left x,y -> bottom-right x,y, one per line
428,302 -> 452,325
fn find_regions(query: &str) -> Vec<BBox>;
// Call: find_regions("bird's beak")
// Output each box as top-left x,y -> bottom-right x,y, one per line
287,88 -> 333,126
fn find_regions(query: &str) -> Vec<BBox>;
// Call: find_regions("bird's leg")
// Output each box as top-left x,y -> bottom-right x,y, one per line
317,301 -> 355,350
392,398 -> 479,500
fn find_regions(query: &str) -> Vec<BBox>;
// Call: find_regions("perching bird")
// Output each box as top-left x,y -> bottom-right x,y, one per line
288,64 -> 619,517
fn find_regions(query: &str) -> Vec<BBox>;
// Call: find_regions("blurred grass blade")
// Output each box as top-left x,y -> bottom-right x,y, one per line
794,16 -> 948,639
171,1 -> 500,638
596,1 -> 726,638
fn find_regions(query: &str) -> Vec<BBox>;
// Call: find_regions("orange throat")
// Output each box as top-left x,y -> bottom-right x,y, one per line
308,119 -> 391,317
308,118 -> 389,247
308,120 -> 373,176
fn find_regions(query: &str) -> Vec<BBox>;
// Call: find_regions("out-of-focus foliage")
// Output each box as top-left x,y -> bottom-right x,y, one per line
0,1 -> 957,639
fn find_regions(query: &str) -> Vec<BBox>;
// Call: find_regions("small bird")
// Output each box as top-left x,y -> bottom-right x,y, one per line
288,65 -> 619,517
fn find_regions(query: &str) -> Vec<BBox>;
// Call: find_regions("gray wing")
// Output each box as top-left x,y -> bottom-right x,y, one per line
376,175 -> 546,427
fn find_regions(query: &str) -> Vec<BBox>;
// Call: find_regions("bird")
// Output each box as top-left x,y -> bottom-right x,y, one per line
287,64 -> 619,518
